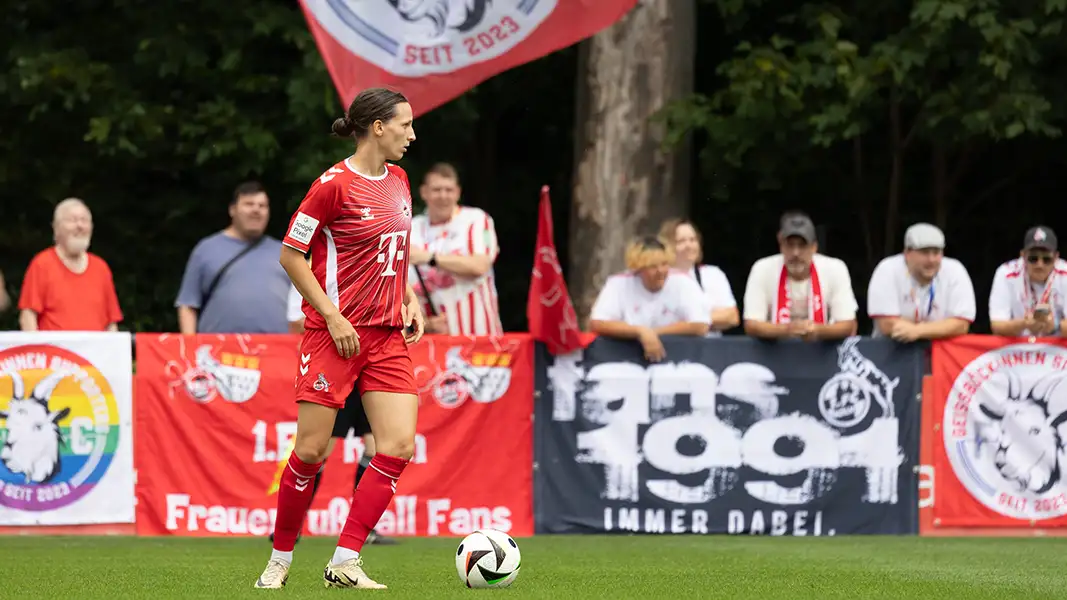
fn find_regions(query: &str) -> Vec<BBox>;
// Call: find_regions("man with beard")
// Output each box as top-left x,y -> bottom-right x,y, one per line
175,181 -> 290,334
867,223 -> 975,342
742,211 -> 858,341
407,163 -> 502,335
18,198 -> 123,331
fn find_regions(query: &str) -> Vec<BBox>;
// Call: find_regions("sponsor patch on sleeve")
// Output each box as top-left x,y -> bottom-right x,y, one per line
287,212 -> 319,246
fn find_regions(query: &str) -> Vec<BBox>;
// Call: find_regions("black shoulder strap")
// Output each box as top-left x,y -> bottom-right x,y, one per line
693,265 -> 704,290
200,236 -> 266,316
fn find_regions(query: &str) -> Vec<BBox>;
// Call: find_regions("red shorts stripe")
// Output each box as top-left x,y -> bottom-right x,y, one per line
294,326 -> 416,409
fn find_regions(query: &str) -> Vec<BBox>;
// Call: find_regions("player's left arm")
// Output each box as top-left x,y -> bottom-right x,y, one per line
402,283 -> 425,343
416,213 -> 497,278
405,284 -> 420,305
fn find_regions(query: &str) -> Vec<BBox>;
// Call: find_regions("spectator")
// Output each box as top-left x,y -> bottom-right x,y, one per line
743,211 -> 857,341
18,198 -> 122,331
989,225 -> 1067,337
659,218 -> 739,335
867,223 -> 975,342
589,236 -> 710,362
175,181 -> 290,334
408,163 -> 502,335
0,270 -> 9,313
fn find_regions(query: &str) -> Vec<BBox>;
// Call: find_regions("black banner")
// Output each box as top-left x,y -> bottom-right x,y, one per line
534,336 -> 923,535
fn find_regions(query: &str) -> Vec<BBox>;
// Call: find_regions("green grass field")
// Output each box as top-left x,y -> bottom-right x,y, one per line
2,535 -> 1066,599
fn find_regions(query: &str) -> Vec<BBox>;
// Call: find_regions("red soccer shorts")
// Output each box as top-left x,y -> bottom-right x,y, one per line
295,326 -> 417,408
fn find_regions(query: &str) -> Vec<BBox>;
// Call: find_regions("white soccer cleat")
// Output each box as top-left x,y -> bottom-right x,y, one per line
323,557 -> 388,589
254,558 -> 291,589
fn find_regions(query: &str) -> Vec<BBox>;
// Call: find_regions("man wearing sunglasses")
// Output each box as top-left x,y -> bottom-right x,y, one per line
989,226 -> 1067,337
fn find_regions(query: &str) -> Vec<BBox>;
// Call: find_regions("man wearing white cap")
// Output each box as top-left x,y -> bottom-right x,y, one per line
867,223 -> 975,342
988,225 -> 1067,337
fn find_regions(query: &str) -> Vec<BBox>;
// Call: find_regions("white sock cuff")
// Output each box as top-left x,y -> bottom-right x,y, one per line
270,549 -> 293,565
331,546 -> 360,566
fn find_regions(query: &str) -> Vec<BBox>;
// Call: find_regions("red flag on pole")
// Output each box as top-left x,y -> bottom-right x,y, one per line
297,0 -> 638,115
527,186 -> 584,355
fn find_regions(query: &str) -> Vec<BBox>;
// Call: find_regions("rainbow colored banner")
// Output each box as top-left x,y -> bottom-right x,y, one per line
0,332 -> 134,525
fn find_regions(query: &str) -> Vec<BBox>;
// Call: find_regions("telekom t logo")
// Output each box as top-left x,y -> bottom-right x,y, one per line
377,231 -> 408,276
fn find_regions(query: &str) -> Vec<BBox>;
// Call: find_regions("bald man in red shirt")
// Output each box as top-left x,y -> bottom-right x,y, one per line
19,198 -> 123,331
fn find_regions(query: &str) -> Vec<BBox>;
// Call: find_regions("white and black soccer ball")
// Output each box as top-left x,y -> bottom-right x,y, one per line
454,529 -> 521,588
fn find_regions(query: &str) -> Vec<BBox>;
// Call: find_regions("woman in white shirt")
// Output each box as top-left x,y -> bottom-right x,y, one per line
659,218 -> 740,335
589,236 -> 710,362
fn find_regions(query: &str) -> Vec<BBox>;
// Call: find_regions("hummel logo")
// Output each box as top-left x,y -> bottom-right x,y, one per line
390,479 -> 397,494
360,207 -> 374,221
295,477 -> 310,491
300,364 -> 309,375
301,353 -> 311,364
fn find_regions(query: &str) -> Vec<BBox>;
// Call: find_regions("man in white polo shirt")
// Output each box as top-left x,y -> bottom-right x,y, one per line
988,225 -> 1067,337
590,236 -> 710,362
867,223 -> 975,342
742,211 -> 858,341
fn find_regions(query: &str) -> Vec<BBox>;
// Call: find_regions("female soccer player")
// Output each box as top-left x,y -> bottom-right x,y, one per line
254,87 -> 424,590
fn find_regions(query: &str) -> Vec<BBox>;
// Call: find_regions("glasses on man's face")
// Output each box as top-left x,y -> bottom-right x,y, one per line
1027,254 -> 1054,265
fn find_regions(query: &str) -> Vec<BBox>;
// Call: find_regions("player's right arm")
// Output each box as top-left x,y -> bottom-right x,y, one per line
281,172 -> 358,357
281,246 -> 341,327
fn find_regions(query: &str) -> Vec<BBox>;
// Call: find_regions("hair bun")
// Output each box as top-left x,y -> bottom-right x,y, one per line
331,117 -> 354,137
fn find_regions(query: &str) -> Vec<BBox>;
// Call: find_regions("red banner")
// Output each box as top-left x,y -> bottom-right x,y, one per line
929,335 -> 1067,527
134,333 -> 533,537
527,185 -> 584,356
297,0 -> 638,114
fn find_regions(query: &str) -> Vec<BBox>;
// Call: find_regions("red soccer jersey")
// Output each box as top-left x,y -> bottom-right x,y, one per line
282,159 -> 413,329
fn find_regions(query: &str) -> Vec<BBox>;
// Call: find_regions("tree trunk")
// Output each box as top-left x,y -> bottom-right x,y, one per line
852,136 -> 876,272
568,0 -> 695,327
885,97 -> 903,256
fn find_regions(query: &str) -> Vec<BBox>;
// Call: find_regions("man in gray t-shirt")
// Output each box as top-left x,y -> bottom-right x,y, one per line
175,181 -> 290,334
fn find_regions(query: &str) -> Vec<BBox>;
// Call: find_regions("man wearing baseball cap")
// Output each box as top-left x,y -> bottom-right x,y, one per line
989,225 -> 1067,337
742,210 -> 858,341
867,223 -> 975,342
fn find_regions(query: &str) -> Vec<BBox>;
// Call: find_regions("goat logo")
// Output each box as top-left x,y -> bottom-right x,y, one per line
817,337 -> 899,430
427,343 -> 515,409
161,335 -> 264,404
1,370 -> 71,485
388,0 -> 492,38
944,344 -> 1067,520
301,0 -> 556,76
0,344 -> 122,512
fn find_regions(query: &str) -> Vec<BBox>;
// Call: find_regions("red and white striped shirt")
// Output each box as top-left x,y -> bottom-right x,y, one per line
409,206 -> 502,335
282,158 -> 413,330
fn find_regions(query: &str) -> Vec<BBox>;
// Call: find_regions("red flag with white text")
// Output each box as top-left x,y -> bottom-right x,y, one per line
297,0 -> 639,114
527,186 -> 585,355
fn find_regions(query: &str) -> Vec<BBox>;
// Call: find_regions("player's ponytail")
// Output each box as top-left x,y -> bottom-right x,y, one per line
331,116 -> 356,138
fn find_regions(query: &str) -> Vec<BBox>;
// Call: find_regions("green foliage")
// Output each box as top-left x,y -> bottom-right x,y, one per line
1,1 -> 344,331
0,1 -> 578,333
662,0 -> 1067,189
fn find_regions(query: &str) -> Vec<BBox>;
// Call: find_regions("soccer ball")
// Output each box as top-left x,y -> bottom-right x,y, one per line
454,529 -> 521,588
